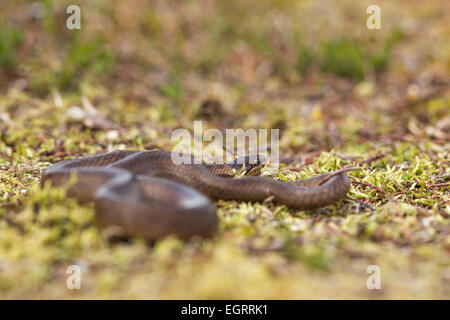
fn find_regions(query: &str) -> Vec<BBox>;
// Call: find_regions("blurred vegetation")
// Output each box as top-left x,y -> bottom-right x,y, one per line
31,37 -> 115,95
0,0 -> 448,299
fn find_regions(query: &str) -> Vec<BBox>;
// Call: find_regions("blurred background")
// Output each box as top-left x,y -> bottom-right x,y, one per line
1,0 -> 448,153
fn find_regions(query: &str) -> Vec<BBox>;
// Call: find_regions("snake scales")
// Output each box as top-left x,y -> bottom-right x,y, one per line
41,150 -> 351,240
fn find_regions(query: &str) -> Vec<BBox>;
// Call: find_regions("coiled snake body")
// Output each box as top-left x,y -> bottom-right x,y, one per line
42,150 -> 351,240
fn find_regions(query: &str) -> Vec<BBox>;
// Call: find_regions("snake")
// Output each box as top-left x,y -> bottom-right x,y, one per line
41,150 -> 352,240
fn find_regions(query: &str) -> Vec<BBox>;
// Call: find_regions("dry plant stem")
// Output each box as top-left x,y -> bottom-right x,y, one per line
350,180 -> 397,203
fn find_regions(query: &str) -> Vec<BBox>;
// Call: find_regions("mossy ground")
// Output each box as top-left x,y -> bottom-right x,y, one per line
0,0 -> 449,299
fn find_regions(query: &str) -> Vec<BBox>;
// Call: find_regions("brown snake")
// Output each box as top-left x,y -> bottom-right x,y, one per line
41,150 -> 352,240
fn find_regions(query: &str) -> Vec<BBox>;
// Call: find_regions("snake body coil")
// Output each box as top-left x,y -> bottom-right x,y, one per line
42,150 -> 351,240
